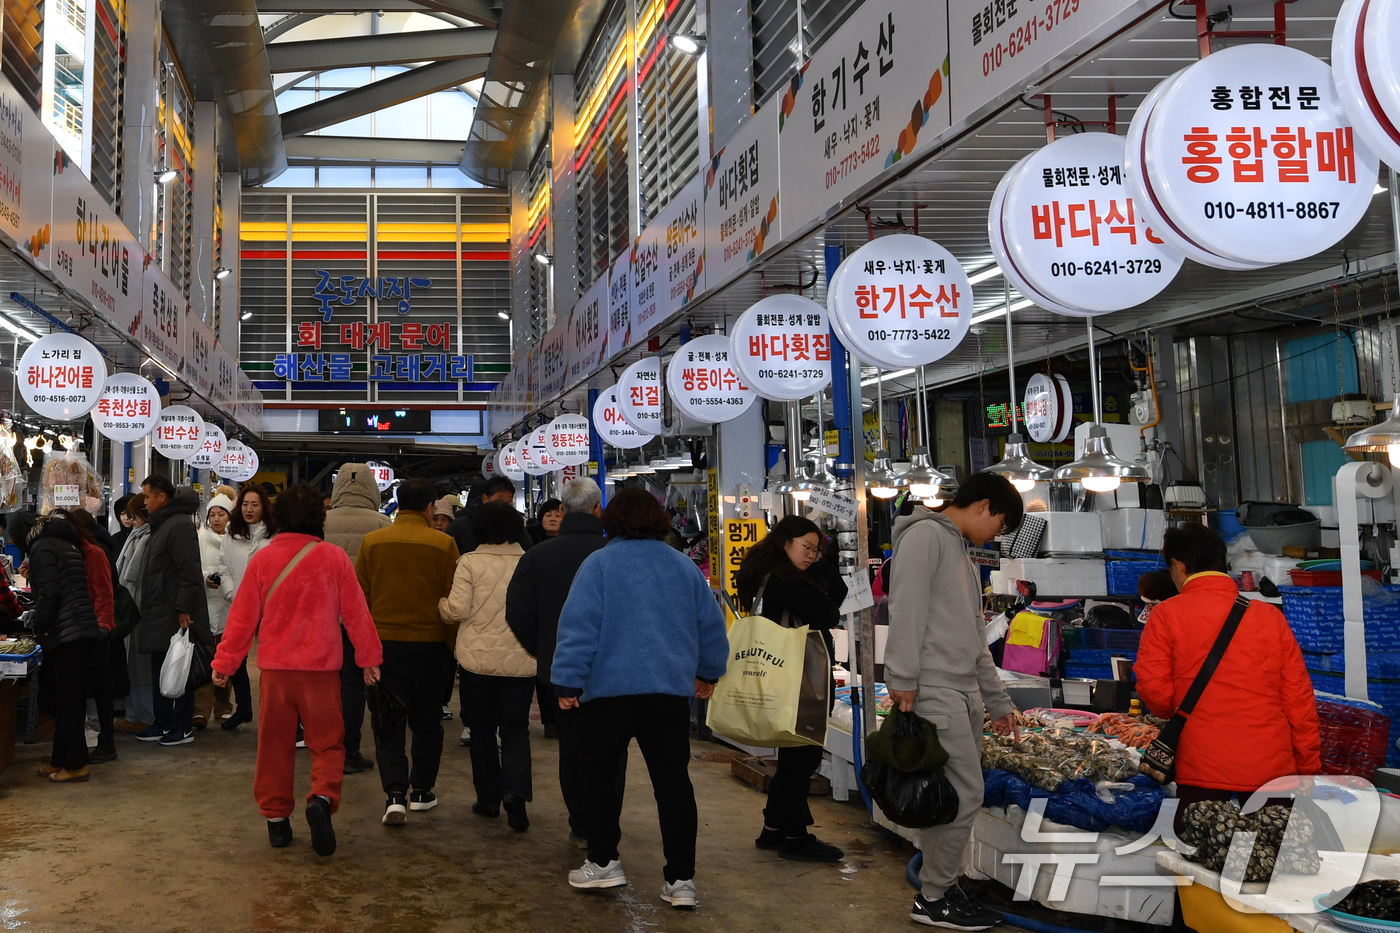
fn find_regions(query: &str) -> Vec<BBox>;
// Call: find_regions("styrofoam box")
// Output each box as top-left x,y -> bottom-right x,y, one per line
1100,509 -> 1166,551
963,805 -> 1177,925
1038,513 -> 1105,554
1000,557 -> 1107,597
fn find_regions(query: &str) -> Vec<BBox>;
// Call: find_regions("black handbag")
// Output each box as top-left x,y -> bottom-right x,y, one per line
366,681 -> 409,746
1140,595 -> 1250,784
185,636 -> 214,693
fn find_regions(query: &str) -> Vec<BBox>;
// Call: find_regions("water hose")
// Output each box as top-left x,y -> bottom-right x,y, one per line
848,678 -> 873,812
904,853 -> 1101,933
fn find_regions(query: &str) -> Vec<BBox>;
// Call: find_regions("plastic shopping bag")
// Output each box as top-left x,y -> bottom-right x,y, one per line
705,611 -> 829,747
860,711 -> 960,828
367,681 -> 409,747
159,629 -> 195,698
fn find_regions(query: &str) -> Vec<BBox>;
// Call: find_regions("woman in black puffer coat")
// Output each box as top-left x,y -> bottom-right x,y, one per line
11,511 -> 100,781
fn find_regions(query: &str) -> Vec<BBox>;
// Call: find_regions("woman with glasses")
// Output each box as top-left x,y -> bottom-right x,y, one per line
734,515 -> 848,863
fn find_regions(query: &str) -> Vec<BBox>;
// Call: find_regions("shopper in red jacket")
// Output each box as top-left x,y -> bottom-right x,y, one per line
213,484 -> 383,857
1135,524 -> 1320,813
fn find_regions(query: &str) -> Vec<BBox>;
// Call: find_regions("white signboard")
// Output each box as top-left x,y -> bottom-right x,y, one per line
218,440 -> 248,479
50,150 -> 139,334
1140,44 -> 1378,266
18,332 -> 106,421
539,324 -> 568,400
665,334 -> 758,424
616,356 -> 667,434
728,294 -> 832,401
367,460 -> 395,492
152,405 -> 204,459
630,174 -> 704,343
704,108 -> 781,287
1000,132 -> 1183,315
0,74 -> 53,263
545,414 -> 592,466
239,447 -> 261,482
592,386 -> 653,449
839,571 -> 877,614
139,259 -> 187,377
777,0 -> 951,236
1024,372 -> 1073,443
482,450 -> 498,478
519,425 -> 561,475
187,423 -> 226,469
186,316 -> 216,399
807,486 -> 859,523
606,252 -> 634,356
499,442 -> 526,481
566,272 -> 608,383
92,372 -> 160,442
828,234 -> 973,370
52,485 -> 80,508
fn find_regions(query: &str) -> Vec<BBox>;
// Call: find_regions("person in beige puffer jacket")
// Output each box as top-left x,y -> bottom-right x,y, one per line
438,501 -> 532,829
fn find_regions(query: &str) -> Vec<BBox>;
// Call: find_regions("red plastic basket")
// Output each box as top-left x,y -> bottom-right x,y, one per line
1316,699 -> 1391,777
1288,569 -> 1383,586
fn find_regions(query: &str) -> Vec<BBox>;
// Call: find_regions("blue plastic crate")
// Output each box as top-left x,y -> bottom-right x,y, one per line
1280,585 -> 1400,653
1066,647 -> 1137,666
1106,561 -> 1164,597
1106,551 -> 1167,564
1063,661 -> 1115,681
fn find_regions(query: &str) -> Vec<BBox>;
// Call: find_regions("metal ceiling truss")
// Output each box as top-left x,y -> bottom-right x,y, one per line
265,25 -> 495,72
282,134 -> 467,162
255,0 -> 501,26
279,57 -> 489,137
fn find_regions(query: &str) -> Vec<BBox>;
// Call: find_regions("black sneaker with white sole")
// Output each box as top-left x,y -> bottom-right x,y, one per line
383,793 -> 408,825
910,888 -> 1003,930
409,789 -> 438,811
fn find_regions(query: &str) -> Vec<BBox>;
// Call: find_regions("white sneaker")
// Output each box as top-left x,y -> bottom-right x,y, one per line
460,726 -> 471,747
661,879 -> 698,909
568,859 -> 628,890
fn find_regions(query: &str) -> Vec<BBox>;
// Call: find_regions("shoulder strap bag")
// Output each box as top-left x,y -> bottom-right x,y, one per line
752,573 -> 795,628
263,541 -> 319,608
1140,595 -> 1250,784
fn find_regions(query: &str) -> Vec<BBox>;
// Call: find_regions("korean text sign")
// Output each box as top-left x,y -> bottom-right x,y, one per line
704,109 -> 781,287
631,174 -> 705,343
567,272 -> 608,383
729,294 -> 832,401
19,333 -> 106,421
93,372 -> 159,441
665,334 -> 757,424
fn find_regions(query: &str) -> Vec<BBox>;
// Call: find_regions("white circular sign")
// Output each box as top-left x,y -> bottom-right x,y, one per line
616,357 -> 667,434
237,447 -> 260,483
1362,0 -> 1400,145
499,442 -> 526,481
18,332 -> 107,421
545,414 -> 592,466
729,295 -> 833,401
1001,132 -> 1184,315
519,426 -> 560,475
592,387 -> 652,449
1023,373 -> 1073,443
1332,0 -> 1400,170
482,451 -> 498,479
218,440 -> 250,479
829,234 -> 973,370
1141,44 -> 1378,266
991,152 -> 1081,316
665,334 -> 758,424
152,405 -> 204,459
187,424 -> 226,469
91,372 -> 160,441
366,461 -> 394,492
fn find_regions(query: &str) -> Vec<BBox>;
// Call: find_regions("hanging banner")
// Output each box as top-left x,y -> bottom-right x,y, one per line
482,449 -> 498,478
540,323 -> 568,400
999,132 -> 1183,315
616,356 -> 667,434
187,316 -> 216,398
139,259 -> 188,377
606,252 -> 634,357
49,151 -> 139,334
704,108 -> 782,288
728,294 -> 832,401
592,386 -> 653,449
0,74 -> 53,268
545,414 -> 592,467
187,424 -> 226,469
630,174 -> 705,343
1024,372 -> 1073,443
566,272 -> 609,384
18,332 -> 106,421
828,233 -> 973,370
777,0 -> 952,236
499,442 -> 526,481
1139,44 -> 1378,266
665,334 -> 758,424
212,343 -> 237,416
92,372 -> 160,442
152,405 -> 205,460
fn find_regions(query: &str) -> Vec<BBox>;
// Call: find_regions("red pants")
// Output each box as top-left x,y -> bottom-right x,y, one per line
254,670 -> 345,819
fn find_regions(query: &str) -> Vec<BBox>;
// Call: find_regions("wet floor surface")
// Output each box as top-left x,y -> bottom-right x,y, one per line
0,685 -> 917,932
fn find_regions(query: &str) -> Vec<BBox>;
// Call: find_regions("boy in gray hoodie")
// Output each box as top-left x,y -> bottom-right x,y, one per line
885,473 -> 1024,931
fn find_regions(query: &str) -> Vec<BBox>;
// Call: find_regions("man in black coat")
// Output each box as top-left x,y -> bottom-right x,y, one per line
447,476 -> 532,555
504,476 -> 611,846
133,476 -> 212,747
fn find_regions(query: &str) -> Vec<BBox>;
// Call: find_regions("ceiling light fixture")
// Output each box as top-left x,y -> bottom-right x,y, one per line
497,311 -> 511,320
860,367 -> 915,388
533,253 -> 552,266
1344,396 -> 1400,464
670,33 -> 706,54
866,366 -> 901,498
967,264 -> 1003,285
0,318 -> 38,342
214,267 -> 232,280
983,283 -> 1053,492
1053,318 -> 1150,492
156,168 -> 178,184
971,298 -> 1035,325
240,310 -> 253,321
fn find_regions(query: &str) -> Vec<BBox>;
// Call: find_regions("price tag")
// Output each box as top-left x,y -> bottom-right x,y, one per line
807,487 -> 859,523
53,485 -> 80,507
840,572 -> 876,614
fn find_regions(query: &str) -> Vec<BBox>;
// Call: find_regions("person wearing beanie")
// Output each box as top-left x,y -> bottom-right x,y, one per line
195,494 -> 236,724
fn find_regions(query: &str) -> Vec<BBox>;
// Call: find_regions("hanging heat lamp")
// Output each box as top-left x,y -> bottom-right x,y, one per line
893,366 -> 953,499
1053,319 -> 1150,492
984,286 -> 1054,492
1344,395 -> 1400,464
866,368 -> 901,499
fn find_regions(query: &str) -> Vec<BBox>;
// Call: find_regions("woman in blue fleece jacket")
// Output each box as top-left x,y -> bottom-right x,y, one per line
552,487 -> 728,909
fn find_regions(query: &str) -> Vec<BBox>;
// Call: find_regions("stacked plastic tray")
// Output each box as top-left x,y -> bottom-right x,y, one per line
1305,652 -> 1400,767
1104,551 -> 1167,597
1279,584 -> 1400,653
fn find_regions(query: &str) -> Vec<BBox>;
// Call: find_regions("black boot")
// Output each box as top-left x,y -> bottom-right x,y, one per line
268,819 -> 293,848
222,709 -> 252,731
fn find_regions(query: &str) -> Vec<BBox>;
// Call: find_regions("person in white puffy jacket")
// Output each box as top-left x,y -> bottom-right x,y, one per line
192,493 -> 235,725
217,486 -> 277,730
438,501 -> 530,830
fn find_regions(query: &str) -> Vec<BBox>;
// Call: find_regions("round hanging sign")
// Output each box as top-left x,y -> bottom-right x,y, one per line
829,234 -> 973,370
366,461 -> 394,492
1001,132 -> 1184,315
499,442 -> 526,481
616,357 -> 667,434
482,451 -> 499,479
545,414 -> 592,467
1362,0 -> 1400,148
18,332 -> 107,421
1332,0 -> 1400,170
592,387 -> 652,449
218,440 -> 248,478
187,424 -> 226,469
91,372 -> 160,442
665,334 -> 758,424
1023,373 -> 1073,443
728,294 -> 833,401
990,152 -> 1081,316
237,447 -> 260,483
1141,43 -> 1378,266
519,425 -> 561,475
152,405 -> 204,459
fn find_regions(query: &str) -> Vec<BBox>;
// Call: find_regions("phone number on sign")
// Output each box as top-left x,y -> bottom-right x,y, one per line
758,369 -> 827,380
1202,201 -> 1342,220
1050,259 -> 1165,276
694,397 -> 750,406
866,329 -> 954,341
31,395 -> 93,404
825,135 -> 881,190
983,0 -> 1080,78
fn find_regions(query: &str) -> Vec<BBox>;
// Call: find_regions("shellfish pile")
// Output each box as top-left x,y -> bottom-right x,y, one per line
1178,800 -> 1321,881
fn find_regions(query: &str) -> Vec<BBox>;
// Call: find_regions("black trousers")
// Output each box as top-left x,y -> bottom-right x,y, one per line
536,676 -> 557,726
577,694 -> 696,883
375,640 -> 452,795
85,632 -> 114,750
51,640 -> 92,770
556,689 -> 627,838
340,628 -> 366,757
461,670 -> 534,804
230,656 -> 252,713
149,646 -> 194,735
763,743 -> 825,835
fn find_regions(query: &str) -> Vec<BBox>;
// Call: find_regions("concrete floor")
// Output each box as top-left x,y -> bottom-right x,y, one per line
0,672 -> 918,933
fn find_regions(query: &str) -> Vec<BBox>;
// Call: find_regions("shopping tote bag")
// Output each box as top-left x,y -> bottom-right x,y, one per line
159,629 -> 195,698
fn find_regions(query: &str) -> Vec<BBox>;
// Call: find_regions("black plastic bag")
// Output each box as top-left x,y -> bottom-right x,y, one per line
185,637 -> 213,693
367,681 -> 409,746
860,711 -> 960,828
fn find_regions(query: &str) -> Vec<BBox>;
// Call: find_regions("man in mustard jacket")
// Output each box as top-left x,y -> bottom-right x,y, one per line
356,478 -> 460,825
